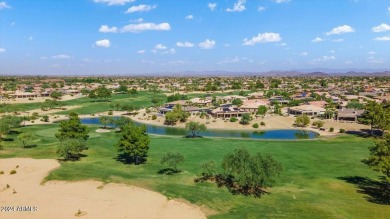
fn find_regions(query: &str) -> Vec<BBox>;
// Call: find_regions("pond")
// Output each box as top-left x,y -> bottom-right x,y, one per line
80,117 -> 319,140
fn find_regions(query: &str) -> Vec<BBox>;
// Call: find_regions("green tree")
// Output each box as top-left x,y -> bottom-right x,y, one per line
116,84 -> 128,94
96,86 -> 112,100
88,90 -> 97,101
240,113 -> 252,125
57,139 -> 88,161
55,113 -> 89,160
185,121 -> 207,137
312,120 -> 324,129
164,111 -> 178,125
55,113 -> 89,141
160,152 -> 185,174
346,101 -> 364,109
99,115 -> 112,129
232,98 -> 243,106
116,123 -> 150,165
362,134 -> 390,191
129,88 -> 138,95
121,104 -> 135,114
151,96 -> 161,108
17,132 -> 36,148
112,116 -> 132,131
221,148 -> 282,196
257,105 -> 268,116
295,115 -> 310,127
50,91 -> 62,100
359,101 -> 390,136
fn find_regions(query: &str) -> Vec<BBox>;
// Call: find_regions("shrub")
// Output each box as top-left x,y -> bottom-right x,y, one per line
108,110 -> 113,115
42,115 -> 49,122
0,171 -> 4,174
146,108 -> 151,114
252,123 -> 259,128
260,121 -> 265,126
339,129 -> 345,133
329,127 -> 334,132
10,170 -> 16,174
152,115 -> 157,120
230,117 -> 238,122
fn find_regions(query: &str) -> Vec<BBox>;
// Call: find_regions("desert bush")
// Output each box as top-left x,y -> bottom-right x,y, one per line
252,123 -> 259,128
10,170 -> 16,174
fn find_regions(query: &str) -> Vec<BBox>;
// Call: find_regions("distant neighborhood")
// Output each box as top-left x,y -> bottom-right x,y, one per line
0,75 -> 389,134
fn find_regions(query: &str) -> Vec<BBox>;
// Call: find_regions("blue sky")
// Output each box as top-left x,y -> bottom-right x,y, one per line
0,0 -> 389,75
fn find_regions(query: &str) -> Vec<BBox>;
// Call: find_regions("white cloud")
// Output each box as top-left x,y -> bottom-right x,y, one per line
372,23 -> 390,32
258,6 -> 266,12
165,48 -> 176,54
272,0 -> 291,3
120,22 -> 171,33
176,42 -> 194,47
95,39 -> 111,48
368,51 -> 376,55
0,48 -> 5,53
313,55 -> 336,63
226,0 -> 246,12
374,36 -> 390,41
0,1 -> 11,9
300,52 -> 308,56
368,57 -> 384,64
329,50 -> 335,53
185,15 -> 194,20
28,36 -> 34,41
99,25 -> 118,33
208,3 -> 217,11
52,54 -> 71,59
130,18 -> 144,23
137,50 -> 146,54
326,25 -> 355,35
312,37 -> 324,43
218,56 -> 240,64
345,60 -> 354,65
388,6 -> 390,14
243,32 -> 281,45
279,43 -> 287,46
154,44 -> 167,50
93,0 -> 134,6
332,38 -> 344,42
164,60 -> 189,65
125,4 -> 157,13
198,39 -> 216,49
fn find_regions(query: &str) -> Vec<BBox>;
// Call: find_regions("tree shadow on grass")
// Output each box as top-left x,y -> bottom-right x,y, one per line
195,174 -> 269,198
9,130 -> 21,135
114,154 -> 147,165
338,176 -> 390,205
23,144 -> 37,149
1,138 -> 14,142
157,168 -> 181,175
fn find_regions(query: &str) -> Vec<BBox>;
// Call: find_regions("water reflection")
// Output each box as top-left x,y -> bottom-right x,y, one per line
80,117 -> 319,140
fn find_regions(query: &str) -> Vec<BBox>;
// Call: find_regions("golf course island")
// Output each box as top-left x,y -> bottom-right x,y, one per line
0,78 -> 389,219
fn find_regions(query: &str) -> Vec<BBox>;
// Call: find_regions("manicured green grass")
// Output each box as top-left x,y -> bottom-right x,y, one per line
4,90 -> 253,115
1,124 -> 388,218
5,91 -> 166,115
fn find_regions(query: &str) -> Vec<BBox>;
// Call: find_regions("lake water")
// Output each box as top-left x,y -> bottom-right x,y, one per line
80,117 -> 319,140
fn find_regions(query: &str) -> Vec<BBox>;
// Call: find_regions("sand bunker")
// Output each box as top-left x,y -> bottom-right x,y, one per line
0,158 -> 206,219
